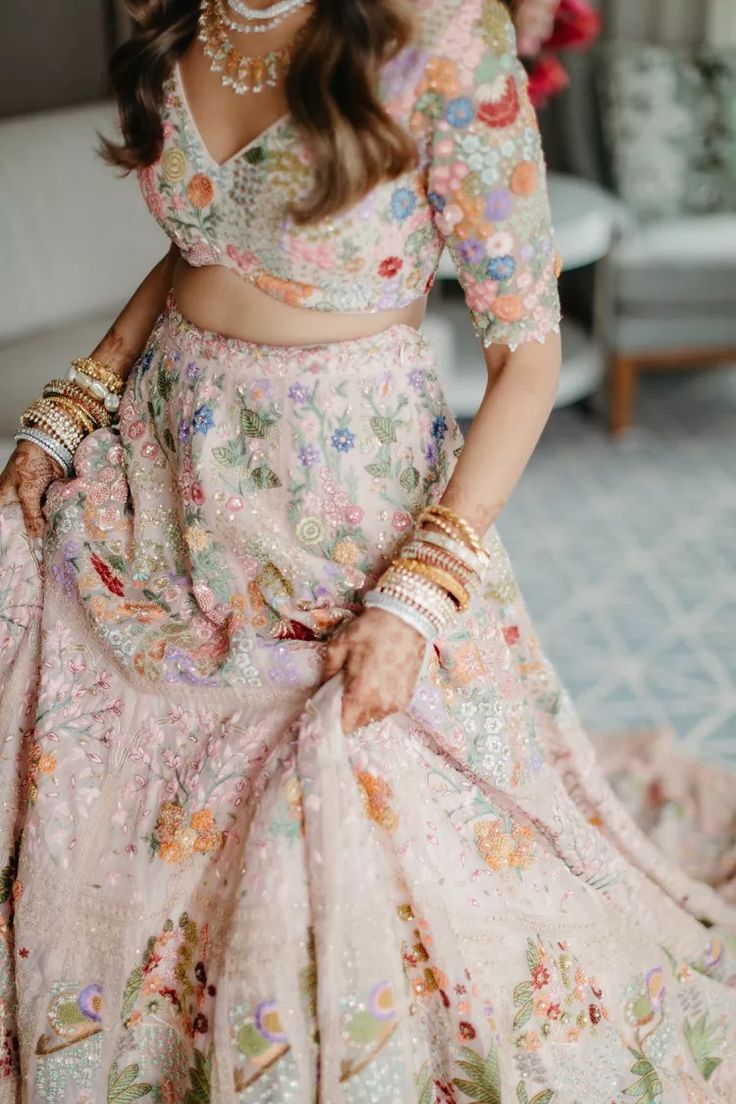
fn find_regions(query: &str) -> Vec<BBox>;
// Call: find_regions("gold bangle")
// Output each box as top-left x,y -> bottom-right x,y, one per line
24,404 -> 85,445
418,504 -> 485,557
393,559 -> 470,611
43,380 -> 109,425
400,543 -> 477,585
22,409 -> 84,451
45,396 -> 97,435
376,567 -> 457,618
71,356 -> 125,394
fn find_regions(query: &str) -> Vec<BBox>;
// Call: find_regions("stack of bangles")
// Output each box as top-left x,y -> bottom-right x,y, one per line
364,504 -> 490,642
15,356 -> 125,477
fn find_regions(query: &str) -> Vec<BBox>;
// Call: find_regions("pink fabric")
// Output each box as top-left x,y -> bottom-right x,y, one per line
0,305 -> 734,1101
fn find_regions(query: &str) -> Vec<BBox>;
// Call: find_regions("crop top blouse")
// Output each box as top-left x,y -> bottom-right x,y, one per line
138,0 -> 562,350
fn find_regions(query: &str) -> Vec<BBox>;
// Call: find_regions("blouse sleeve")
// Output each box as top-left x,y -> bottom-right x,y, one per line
420,0 -> 562,349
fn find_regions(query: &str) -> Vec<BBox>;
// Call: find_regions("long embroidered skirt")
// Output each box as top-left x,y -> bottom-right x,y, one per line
1,298 -> 735,1103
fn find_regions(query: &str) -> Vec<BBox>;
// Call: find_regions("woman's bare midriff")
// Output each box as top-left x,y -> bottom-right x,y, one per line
172,257 -> 428,346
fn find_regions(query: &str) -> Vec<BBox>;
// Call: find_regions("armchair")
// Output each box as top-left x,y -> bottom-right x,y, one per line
541,0 -> 736,434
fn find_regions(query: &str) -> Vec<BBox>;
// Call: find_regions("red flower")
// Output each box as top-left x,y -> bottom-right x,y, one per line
546,0 -> 602,50
18,948 -> 30,959
90,552 -> 124,598
527,55 -> 570,108
378,256 -> 403,278
477,76 -> 521,128
458,1020 -> 477,1040
531,964 -> 550,989
547,1002 -> 562,1020
589,1003 -> 602,1024
503,625 -> 520,646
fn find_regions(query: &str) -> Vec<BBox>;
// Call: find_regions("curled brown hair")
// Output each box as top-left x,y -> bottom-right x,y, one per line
103,0 -> 418,224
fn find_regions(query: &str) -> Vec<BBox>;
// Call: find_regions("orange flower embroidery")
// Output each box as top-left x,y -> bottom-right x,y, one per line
187,173 -> 215,208
492,294 -> 525,323
474,819 -> 535,871
511,161 -> 539,196
356,771 -> 399,831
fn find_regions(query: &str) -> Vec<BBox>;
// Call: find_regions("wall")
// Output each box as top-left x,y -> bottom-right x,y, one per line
0,0 -> 112,118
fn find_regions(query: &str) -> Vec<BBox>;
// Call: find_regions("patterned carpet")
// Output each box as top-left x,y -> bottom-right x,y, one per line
494,365 -> 736,769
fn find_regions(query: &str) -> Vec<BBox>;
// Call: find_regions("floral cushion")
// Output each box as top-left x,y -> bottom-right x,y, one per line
598,43 -> 730,220
708,47 -> 736,210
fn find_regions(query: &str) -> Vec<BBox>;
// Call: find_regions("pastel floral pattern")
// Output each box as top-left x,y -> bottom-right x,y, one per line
0,3 -> 733,1101
137,0 -> 561,350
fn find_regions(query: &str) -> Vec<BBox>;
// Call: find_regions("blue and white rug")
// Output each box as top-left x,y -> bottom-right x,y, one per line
495,365 -> 736,769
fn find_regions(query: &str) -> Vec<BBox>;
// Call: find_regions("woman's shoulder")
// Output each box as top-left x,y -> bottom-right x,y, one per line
412,0 -> 517,64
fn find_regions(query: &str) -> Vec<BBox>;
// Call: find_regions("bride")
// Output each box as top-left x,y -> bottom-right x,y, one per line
0,0 -> 733,1100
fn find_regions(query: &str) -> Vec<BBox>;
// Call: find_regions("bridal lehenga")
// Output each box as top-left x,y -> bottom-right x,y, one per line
1,0 -> 735,1099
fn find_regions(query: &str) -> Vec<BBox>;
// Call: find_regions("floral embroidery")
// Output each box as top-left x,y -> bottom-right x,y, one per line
148,802 -> 225,864
473,817 -> 535,871
138,0 -> 560,349
513,937 -> 607,1043
356,771 -> 399,831
120,913 -> 214,1039
35,983 -> 104,1056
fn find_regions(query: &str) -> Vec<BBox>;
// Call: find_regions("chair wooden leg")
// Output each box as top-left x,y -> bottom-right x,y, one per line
609,354 -> 639,436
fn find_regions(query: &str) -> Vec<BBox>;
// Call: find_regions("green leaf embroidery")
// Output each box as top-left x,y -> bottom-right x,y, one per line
622,1052 -> 663,1102
107,1062 -> 152,1103
121,965 -> 143,1025
417,1063 -> 433,1104
370,416 -> 397,444
364,461 -> 391,479
240,407 -> 269,438
530,1092 -> 554,1104
107,553 -> 128,575
683,1014 -> 725,1082
212,445 -> 241,468
155,363 -> 175,402
250,466 -> 282,490
526,938 -> 541,973
453,1044 -> 501,1104
399,466 -> 420,492
184,1049 -> 212,1104
517,1084 -> 529,1104
513,981 -> 533,1004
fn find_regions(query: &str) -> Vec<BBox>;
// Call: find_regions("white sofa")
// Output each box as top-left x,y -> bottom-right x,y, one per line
0,101 -> 165,466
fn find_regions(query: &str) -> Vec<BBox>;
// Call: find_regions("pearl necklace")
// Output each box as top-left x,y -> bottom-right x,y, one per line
199,0 -> 295,94
224,0 -> 310,32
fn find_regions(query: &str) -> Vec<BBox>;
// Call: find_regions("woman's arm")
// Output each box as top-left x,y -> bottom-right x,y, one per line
89,243 -> 180,382
439,334 -> 561,534
0,245 -> 179,538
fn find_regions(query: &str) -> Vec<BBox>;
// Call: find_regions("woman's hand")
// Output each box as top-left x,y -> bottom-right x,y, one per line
0,441 -> 64,539
321,607 -> 427,734
513,0 -> 560,56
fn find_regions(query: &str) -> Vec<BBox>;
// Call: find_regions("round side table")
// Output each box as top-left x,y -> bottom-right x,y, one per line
424,172 -> 623,416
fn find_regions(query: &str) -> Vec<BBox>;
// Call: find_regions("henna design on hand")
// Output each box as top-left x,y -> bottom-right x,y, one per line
321,608 -> 427,734
0,441 -> 63,539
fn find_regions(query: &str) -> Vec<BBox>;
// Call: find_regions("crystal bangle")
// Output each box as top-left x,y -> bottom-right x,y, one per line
364,590 -> 437,643
15,429 -> 74,475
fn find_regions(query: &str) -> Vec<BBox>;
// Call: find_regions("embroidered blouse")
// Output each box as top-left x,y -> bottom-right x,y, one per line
138,0 -> 562,349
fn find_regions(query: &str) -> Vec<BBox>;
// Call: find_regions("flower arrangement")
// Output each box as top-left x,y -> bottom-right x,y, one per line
511,0 -> 603,108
